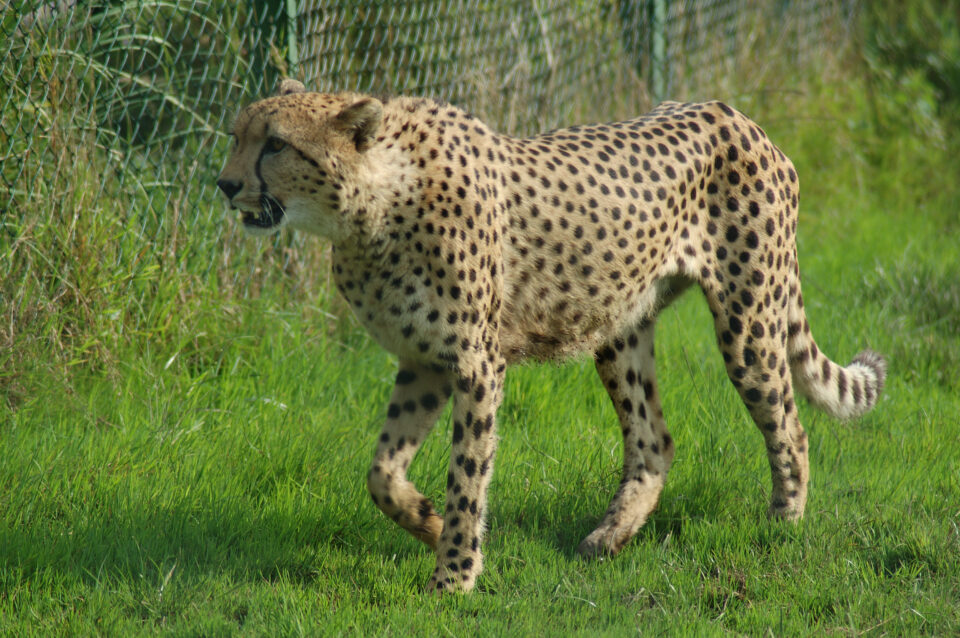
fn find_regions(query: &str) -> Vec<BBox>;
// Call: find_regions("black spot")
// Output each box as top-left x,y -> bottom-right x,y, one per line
421,393 -> 439,411
396,370 -> 417,385
729,316 -> 743,334
419,498 -> 433,519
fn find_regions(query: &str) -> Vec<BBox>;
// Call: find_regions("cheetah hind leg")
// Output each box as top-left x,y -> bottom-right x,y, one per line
577,322 -> 675,558
705,283 -> 810,522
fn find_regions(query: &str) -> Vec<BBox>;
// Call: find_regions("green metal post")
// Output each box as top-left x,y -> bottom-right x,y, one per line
286,0 -> 299,71
649,0 -> 666,104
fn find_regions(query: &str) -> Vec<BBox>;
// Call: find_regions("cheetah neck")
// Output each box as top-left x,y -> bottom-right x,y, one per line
333,142 -> 418,254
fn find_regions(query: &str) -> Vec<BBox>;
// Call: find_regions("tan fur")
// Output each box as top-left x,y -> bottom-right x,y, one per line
219,85 -> 886,593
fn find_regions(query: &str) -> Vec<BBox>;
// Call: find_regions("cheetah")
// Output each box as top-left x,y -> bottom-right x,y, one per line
218,79 -> 886,593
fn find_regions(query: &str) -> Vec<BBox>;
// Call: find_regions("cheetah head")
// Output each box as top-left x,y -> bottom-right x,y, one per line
217,80 -> 383,240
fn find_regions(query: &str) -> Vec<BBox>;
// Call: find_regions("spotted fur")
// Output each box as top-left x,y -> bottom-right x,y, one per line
218,80 -> 886,593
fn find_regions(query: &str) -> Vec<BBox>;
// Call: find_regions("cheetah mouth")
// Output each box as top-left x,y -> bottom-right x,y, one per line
240,194 -> 285,230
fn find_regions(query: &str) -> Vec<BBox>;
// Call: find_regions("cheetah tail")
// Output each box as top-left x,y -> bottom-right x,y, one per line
787,290 -> 887,421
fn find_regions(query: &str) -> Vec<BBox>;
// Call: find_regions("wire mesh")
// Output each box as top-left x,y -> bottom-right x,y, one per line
1,0 -> 853,304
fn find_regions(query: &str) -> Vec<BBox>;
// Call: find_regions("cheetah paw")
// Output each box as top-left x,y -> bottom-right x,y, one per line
766,501 -> 804,522
576,526 -> 631,559
425,563 -> 478,594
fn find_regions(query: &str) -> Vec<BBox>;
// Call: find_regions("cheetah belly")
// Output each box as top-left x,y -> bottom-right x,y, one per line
499,260 -> 672,364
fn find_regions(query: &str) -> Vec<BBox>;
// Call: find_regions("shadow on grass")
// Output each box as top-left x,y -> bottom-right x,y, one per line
492,473 -> 742,559
0,496 -> 427,588
2,461 -> 791,589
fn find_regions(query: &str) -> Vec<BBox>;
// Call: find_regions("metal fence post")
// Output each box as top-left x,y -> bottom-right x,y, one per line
253,0 -> 298,91
649,0 -> 666,104
286,0 -> 299,71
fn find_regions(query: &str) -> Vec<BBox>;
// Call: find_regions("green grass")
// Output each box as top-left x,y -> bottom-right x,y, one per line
4,51 -> 960,638
3,230 -> 959,635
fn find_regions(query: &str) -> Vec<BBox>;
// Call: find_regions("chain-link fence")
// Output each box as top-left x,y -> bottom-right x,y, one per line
298,1 -> 856,135
1,0 -> 853,310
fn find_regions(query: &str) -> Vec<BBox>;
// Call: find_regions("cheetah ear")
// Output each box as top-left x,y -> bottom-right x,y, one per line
276,78 -> 305,96
333,98 -> 382,151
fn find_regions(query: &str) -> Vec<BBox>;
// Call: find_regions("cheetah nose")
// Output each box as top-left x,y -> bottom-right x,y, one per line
217,178 -> 243,199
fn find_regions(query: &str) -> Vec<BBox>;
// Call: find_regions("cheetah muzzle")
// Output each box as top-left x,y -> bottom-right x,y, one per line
218,79 -> 887,593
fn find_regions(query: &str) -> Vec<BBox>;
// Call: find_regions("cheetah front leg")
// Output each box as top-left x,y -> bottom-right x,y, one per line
578,322 -> 675,558
426,359 -> 505,593
367,362 -> 452,549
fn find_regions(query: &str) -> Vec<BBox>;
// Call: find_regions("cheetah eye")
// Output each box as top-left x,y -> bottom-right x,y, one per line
264,136 -> 286,154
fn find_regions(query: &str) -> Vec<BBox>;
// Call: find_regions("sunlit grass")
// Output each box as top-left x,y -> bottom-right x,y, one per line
2,157 -> 959,634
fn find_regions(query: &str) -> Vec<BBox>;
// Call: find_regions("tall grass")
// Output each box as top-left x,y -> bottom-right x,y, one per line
1,2 -> 326,410
5,1 -> 917,411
